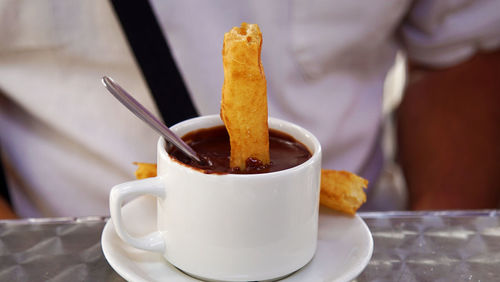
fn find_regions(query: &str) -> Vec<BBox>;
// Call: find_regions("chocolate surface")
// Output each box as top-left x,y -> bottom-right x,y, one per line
168,126 -> 311,174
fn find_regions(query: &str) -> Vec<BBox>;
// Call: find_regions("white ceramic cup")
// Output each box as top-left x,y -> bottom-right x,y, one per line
110,115 -> 322,281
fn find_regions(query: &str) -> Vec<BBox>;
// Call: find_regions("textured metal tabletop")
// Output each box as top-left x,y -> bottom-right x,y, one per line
1,211 -> 499,281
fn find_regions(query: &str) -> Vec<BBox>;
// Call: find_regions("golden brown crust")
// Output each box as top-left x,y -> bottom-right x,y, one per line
320,170 -> 368,215
133,162 -> 157,180
220,23 -> 270,169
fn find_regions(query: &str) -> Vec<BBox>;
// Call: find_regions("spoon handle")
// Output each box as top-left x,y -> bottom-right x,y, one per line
102,76 -> 201,162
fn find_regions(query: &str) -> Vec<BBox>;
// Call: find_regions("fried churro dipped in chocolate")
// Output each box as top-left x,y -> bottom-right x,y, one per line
220,23 -> 270,170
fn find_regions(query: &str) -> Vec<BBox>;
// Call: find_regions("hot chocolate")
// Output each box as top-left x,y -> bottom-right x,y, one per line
168,125 -> 311,174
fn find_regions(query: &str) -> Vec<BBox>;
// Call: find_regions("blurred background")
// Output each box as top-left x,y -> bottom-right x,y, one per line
1,0 -> 499,219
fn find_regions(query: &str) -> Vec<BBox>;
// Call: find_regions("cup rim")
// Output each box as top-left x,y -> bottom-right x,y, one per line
157,115 -> 321,178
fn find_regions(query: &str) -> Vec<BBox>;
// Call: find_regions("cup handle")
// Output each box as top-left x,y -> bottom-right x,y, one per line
109,176 -> 166,253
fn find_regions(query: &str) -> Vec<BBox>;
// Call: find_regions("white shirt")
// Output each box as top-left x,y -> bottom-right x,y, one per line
1,0 -> 499,217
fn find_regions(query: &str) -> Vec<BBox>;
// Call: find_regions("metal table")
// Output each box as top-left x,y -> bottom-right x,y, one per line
1,210 -> 499,281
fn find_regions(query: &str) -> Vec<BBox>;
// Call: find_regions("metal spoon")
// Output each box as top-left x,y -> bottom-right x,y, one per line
101,76 -> 201,163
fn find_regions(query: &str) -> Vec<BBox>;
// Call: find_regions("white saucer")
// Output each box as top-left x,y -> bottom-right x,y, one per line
102,196 -> 373,282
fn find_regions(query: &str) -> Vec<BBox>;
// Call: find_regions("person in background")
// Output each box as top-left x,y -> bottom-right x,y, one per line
1,0 -> 499,219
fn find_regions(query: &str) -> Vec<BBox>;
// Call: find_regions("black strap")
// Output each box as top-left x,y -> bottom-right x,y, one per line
110,0 -> 198,126
0,150 -> 11,204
